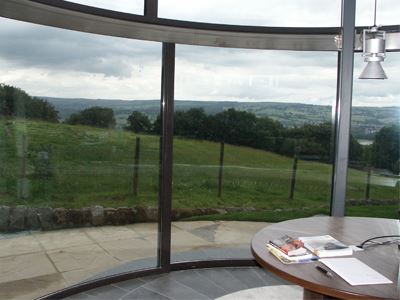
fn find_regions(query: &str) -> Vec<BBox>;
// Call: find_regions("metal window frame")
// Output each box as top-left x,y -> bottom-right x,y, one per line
0,0 -> 399,299
330,0 -> 356,217
144,0 -> 157,19
158,43 -> 175,272
0,0 -> 399,51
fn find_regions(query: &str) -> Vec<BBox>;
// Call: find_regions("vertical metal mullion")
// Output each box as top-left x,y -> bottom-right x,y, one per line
158,43 -> 175,271
331,0 -> 356,217
144,0 -> 158,19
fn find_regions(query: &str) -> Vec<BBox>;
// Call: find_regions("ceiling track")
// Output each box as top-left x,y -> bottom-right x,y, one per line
0,0 -> 399,52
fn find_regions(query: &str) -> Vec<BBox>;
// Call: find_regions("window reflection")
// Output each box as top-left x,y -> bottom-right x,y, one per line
346,53 -> 400,219
0,17 -> 161,299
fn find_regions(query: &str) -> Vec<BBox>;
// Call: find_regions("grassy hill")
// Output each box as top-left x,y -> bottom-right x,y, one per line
0,119 -> 398,219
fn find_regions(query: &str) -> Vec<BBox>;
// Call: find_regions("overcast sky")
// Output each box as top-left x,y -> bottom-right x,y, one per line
0,0 -> 399,107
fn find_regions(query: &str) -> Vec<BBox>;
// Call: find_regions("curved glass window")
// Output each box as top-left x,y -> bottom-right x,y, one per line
64,0 -> 144,15
171,45 -> 338,261
159,0 -> 341,27
346,52 -> 400,219
0,1 -> 399,298
0,17 -> 161,299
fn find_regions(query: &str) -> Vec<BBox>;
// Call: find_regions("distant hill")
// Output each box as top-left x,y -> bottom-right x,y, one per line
42,97 -> 400,139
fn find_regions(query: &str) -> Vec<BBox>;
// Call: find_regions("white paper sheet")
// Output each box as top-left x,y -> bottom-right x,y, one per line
320,258 -> 393,286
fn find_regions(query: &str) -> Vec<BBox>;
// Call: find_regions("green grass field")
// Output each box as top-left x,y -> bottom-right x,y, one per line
0,119 -> 398,220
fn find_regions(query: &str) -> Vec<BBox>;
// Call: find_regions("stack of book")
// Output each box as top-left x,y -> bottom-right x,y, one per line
267,235 -> 318,264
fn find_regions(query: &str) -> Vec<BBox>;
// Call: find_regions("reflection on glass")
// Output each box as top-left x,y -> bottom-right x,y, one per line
171,45 -> 337,261
346,53 -> 399,219
0,18 -> 160,298
159,0 -> 341,27
64,0 -> 144,14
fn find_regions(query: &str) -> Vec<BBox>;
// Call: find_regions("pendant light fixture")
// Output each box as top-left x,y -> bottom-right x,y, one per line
359,0 -> 388,79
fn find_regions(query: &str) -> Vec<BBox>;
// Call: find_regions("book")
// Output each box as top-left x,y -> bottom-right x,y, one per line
266,244 -> 318,264
269,235 -> 308,256
299,235 -> 353,258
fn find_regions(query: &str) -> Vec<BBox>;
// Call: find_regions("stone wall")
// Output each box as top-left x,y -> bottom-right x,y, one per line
0,201 -> 392,233
0,205 -> 229,233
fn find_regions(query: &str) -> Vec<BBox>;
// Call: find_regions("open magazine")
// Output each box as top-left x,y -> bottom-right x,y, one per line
299,235 -> 352,258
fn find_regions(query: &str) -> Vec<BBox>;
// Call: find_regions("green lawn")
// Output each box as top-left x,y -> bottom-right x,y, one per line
184,205 -> 398,222
0,119 -> 398,220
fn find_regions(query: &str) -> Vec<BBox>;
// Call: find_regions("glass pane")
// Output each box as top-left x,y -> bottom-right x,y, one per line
346,52 -> 399,219
356,0 -> 400,26
171,45 -> 338,262
159,0 -> 341,27
0,17 -> 161,299
64,0 -> 144,15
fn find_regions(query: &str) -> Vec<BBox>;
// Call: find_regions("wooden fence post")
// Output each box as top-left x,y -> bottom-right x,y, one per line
133,137 -> 141,197
289,154 -> 298,200
365,166 -> 371,201
17,133 -> 29,199
217,142 -> 224,198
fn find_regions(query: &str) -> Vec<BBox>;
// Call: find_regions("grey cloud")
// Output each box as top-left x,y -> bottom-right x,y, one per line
0,17 -> 161,78
177,45 -> 337,73
0,0 -> 399,107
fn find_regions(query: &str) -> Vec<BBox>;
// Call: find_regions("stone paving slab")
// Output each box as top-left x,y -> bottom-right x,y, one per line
84,226 -> 142,243
62,264 -> 122,286
47,243 -> 120,273
33,228 -> 94,251
0,221 -> 270,299
0,273 -> 67,300
0,252 -> 57,284
0,234 -> 42,257
172,221 -> 217,231
126,223 -> 158,237
99,238 -> 158,262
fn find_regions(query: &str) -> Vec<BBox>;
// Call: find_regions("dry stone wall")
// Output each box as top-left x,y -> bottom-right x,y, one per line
0,205 -> 229,232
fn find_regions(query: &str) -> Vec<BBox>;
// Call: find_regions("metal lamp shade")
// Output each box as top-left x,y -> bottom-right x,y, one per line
359,61 -> 388,79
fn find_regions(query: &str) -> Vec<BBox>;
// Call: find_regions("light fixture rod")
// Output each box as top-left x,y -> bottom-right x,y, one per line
374,0 -> 377,26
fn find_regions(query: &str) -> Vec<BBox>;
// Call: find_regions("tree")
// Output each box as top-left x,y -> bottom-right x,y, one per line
152,114 -> 162,135
174,108 -> 208,138
28,97 -> 59,123
209,108 -> 258,145
254,116 -> 285,152
126,111 -> 152,133
65,106 -> 116,128
371,125 -> 399,173
0,84 -> 59,122
284,123 -> 333,159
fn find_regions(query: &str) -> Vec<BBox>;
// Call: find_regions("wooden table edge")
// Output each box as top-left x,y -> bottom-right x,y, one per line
251,243 -> 390,300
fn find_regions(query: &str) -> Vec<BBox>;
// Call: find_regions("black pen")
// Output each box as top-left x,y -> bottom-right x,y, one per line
315,266 -> 333,278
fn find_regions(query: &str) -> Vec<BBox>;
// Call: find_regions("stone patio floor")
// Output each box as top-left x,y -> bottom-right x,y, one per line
0,221 -> 270,300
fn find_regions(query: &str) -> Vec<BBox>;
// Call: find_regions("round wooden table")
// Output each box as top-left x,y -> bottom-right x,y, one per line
251,216 -> 399,299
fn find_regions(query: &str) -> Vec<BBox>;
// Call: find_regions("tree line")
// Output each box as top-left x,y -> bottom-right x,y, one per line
125,108 -> 399,174
0,84 -> 59,122
0,85 -> 116,128
1,84 -> 398,173
126,108 -> 360,161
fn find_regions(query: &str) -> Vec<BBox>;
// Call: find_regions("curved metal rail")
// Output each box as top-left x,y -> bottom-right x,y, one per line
0,0 -> 399,51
